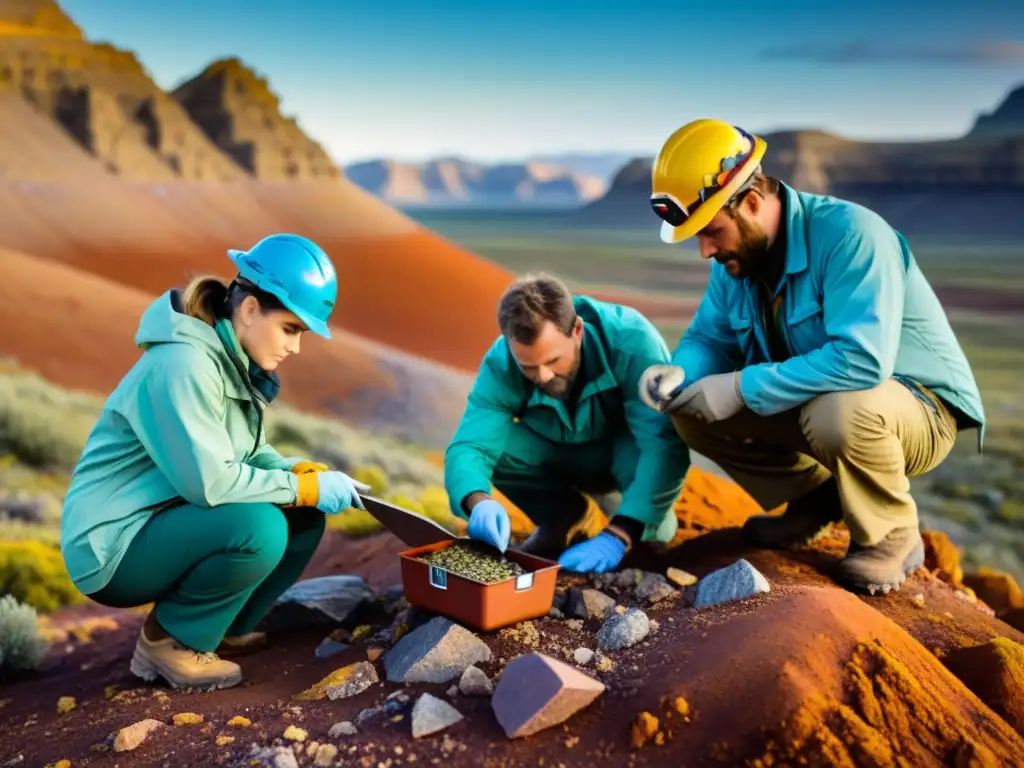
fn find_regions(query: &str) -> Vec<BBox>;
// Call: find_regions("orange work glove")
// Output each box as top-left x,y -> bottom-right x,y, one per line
291,461 -> 329,474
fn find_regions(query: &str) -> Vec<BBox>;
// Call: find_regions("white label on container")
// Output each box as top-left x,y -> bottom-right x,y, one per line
429,566 -> 448,590
515,572 -> 534,591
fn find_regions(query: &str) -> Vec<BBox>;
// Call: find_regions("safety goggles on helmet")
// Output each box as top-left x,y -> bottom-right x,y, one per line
649,126 -> 759,228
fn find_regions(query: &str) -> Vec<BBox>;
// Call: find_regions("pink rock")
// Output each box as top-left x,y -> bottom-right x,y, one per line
491,652 -> 605,738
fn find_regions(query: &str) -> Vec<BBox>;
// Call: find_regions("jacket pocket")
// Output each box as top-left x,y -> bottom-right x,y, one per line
785,301 -> 824,353
728,313 -> 756,362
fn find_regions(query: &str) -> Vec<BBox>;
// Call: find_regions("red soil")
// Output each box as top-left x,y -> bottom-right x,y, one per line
5,475 -> 1023,767
0,179 -> 513,372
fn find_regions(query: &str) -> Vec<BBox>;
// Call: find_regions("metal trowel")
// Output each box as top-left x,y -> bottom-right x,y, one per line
358,495 -> 464,548
358,495 -> 512,557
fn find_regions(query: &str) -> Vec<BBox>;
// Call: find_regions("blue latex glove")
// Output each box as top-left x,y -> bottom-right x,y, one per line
315,471 -> 371,515
468,499 -> 511,553
558,531 -> 627,573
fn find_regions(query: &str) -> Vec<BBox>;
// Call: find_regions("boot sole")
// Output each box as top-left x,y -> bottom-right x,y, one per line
836,539 -> 925,597
130,646 -> 243,692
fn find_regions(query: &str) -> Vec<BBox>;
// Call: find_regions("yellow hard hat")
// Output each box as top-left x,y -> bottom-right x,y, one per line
650,119 -> 768,244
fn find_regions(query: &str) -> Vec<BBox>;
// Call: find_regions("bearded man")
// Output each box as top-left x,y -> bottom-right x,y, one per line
640,119 -> 985,595
444,272 -> 689,573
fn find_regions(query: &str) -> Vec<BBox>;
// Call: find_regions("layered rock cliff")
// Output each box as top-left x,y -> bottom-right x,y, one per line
172,57 -> 340,181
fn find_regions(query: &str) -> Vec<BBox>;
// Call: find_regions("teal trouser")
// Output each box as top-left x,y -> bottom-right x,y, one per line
492,424 -> 677,544
89,502 -> 325,653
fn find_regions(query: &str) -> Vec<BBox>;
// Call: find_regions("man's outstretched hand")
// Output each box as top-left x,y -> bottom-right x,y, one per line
639,364 -> 686,412
663,371 -> 745,422
558,531 -> 627,574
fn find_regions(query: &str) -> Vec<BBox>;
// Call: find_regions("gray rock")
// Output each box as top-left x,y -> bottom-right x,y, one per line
693,559 -> 770,608
327,721 -> 357,738
566,588 -> 617,620
596,608 -> 650,651
635,572 -> 679,605
314,639 -> 348,659
573,648 -> 594,665
383,616 -> 491,684
614,568 -> 644,589
325,661 -> 379,700
411,693 -> 464,738
0,496 -> 45,524
552,590 -> 569,611
355,707 -> 380,725
238,744 -> 299,768
491,652 -> 605,738
264,576 -> 374,630
458,665 -> 493,696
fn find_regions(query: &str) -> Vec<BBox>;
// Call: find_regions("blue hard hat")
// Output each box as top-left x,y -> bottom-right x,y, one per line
227,234 -> 338,339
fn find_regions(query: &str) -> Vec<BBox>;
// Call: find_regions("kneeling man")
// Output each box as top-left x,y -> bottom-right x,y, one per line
444,273 -> 689,573
641,119 -> 985,595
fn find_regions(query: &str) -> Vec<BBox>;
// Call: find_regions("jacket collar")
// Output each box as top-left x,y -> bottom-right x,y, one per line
213,317 -> 281,405
780,181 -> 810,277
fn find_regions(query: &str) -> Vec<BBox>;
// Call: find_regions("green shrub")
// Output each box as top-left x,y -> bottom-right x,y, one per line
353,465 -> 389,497
0,595 -> 48,674
0,540 -> 84,613
994,498 -> 1024,524
0,521 -> 61,548
418,486 -> 463,535
326,508 -> 384,538
0,372 -> 99,470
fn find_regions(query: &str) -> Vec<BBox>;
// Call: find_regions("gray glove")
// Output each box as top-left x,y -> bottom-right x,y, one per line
638,364 -> 686,412
663,371 -> 745,422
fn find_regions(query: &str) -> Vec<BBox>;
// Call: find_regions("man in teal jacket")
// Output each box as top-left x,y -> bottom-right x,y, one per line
444,272 -> 689,573
642,119 -> 984,595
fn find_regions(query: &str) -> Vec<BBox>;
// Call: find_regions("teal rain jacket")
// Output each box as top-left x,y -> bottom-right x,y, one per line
672,183 -> 985,448
444,296 -> 690,528
61,291 -> 304,595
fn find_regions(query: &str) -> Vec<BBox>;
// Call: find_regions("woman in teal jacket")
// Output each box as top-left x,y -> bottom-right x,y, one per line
61,233 -> 369,691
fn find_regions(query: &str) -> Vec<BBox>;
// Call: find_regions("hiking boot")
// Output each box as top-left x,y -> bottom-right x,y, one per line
130,626 -> 243,691
742,478 -> 843,550
216,631 -> 267,657
832,525 -> 925,596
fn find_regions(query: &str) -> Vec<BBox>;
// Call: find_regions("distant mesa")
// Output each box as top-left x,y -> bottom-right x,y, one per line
345,157 -> 607,207
968,83 -> 1024,140
578,84 -> 1024,241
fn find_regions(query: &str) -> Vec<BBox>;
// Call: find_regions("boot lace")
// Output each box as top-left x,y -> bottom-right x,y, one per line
171,642 -> 221,665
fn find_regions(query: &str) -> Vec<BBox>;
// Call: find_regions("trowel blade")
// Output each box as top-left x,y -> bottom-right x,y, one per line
359,494 -> 463,548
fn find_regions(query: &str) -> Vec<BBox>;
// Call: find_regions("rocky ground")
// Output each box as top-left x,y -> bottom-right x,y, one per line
2,520 -> 1024,768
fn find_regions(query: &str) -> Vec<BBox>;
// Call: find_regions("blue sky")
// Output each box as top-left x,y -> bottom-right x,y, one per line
61,0 -> 1024,163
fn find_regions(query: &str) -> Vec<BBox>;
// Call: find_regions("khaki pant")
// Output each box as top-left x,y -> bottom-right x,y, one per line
671,379 -> 959,546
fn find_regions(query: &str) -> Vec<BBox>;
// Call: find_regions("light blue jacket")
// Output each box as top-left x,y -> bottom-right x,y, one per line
61,291 -> 305,595
672,183 -> 985,448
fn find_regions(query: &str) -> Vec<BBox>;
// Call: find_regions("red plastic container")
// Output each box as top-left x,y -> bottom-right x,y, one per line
399,540 -> 561,631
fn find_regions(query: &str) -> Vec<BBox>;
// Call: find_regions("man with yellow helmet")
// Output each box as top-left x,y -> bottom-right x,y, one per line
639,119 -> 985,596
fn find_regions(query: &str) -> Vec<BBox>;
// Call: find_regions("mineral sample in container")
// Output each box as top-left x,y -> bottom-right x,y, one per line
419,540 -> 527,583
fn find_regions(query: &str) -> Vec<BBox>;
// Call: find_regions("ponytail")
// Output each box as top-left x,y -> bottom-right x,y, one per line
181,275 -> 230,327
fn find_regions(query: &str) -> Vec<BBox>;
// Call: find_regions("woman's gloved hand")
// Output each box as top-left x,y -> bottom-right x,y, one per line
291,460 -> 329,474
296,470 -> 370,514
468,498 -> 511,553
558,531 -> 627,573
